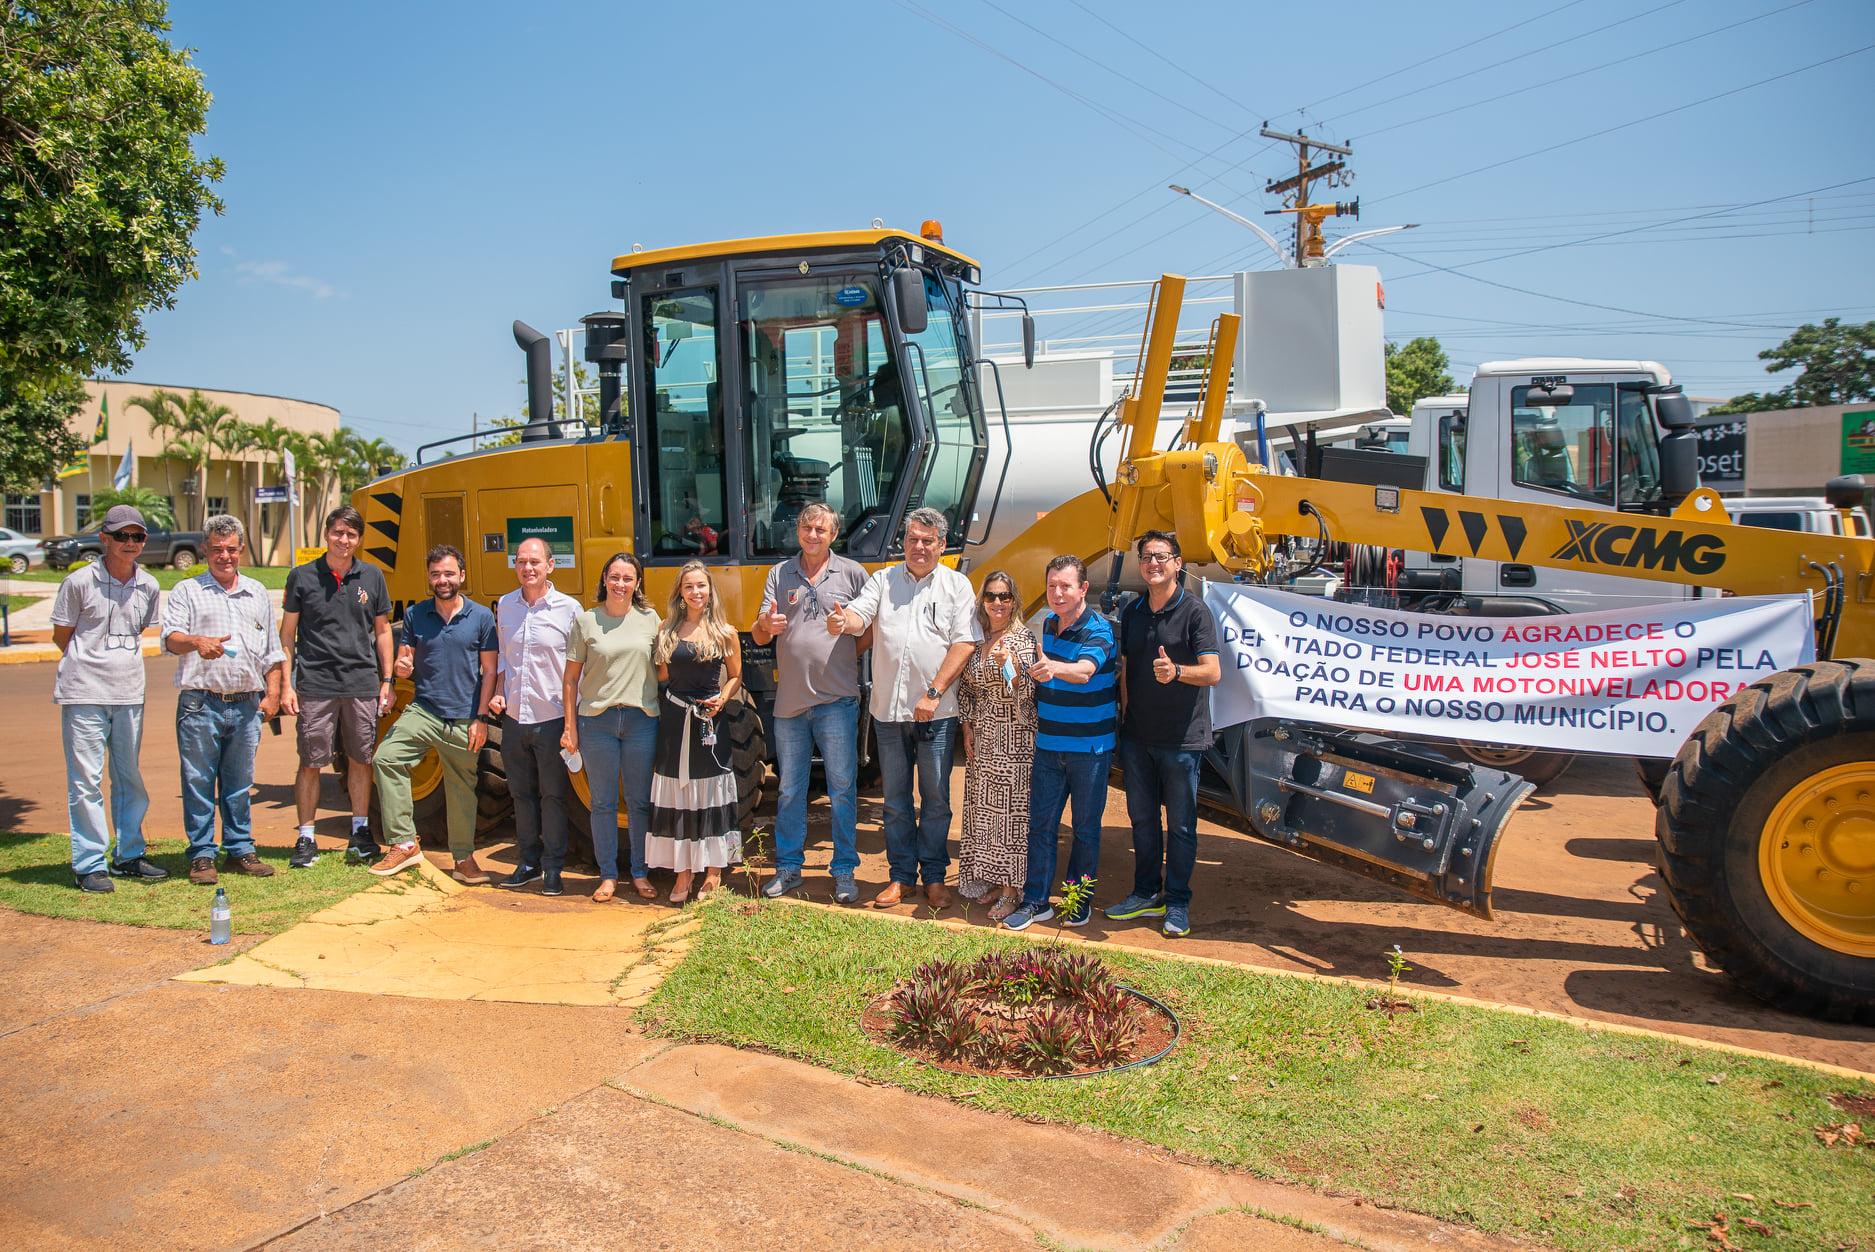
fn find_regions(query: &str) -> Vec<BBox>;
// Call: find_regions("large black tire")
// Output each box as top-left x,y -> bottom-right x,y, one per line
1635,757 -> 1670,802
1445,741 -> 1575,789
475,743 -> 511,835
1657,659 -> 1875,1023
722,695 -> 769,835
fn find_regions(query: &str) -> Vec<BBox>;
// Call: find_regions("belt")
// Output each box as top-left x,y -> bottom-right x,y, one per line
188,689 -> 262,702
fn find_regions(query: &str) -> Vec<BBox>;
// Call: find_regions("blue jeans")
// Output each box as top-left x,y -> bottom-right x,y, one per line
503,715 -> 570,872
578,705 -> 658,880
1023,747 -> 1111,909
177,691 -> 263,861
773,696 -> 860,876
875,718 -> 956,887
1120,738 -> 1202,908
62,704 -> 148,875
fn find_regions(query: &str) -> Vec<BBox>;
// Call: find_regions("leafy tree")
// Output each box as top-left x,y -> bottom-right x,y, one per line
0,1 -> 224,489
1757,318 -> 1875,408
1705,389 -> 1793,417
0,374 -> 86,491
83,483 -> 174,529
1384,337 -> 1456,415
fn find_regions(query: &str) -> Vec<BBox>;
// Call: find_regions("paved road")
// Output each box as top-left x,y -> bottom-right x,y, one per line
2,653 -> 1870,1072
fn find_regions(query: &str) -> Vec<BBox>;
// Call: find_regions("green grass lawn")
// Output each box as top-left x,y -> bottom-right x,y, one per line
0,832 -> 375,935
646,899 -> 1875,1251
11,564 -> 290,590
2,593 -> 31,614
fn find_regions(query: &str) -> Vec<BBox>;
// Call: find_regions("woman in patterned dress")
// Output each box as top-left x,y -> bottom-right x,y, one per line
646,560 -> 744,904
956,571 -> 1039,922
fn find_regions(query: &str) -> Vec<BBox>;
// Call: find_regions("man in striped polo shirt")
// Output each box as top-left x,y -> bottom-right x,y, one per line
1003,554 -> 1118,932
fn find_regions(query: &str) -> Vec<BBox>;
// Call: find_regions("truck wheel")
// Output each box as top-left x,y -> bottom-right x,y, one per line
476,743 -> 512,835
1635,758 -> 1670,803
1449,741 -> 1575,789
171,547 -> 197,570
721,697 -> 769,834
1657,659 -> 1875,1023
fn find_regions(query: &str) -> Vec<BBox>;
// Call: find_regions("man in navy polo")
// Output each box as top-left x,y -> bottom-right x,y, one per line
1002,554 -> 1118,932
1105,531 -> 1220,938
371,545 -> 497,880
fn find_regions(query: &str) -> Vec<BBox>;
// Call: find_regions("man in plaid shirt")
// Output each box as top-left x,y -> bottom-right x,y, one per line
161,515 -> 286,885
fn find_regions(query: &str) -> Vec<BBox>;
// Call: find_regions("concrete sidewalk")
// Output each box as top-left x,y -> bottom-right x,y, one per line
0,906 -> 1506,1251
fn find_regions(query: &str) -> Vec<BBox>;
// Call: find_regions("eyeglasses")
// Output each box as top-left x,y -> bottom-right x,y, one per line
982,591 -> 1014,603
1138,552 -> 1177,565
105,531 -> 149,544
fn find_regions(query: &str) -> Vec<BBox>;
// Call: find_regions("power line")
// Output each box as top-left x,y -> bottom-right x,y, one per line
1326,0 -> 1696,129
1275,0 -> 1593,120
1060,0 -> 1263,121
1355,0 -> 1818,141
1370,43 -> 1875,207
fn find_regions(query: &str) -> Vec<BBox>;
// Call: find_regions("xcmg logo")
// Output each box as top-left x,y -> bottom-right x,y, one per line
1550,519 -> 1726,576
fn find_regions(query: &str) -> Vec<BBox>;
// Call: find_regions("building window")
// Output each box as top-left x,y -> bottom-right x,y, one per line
207,495 -> 229,517
74,493 -> 91,528
5,493 -> 43,534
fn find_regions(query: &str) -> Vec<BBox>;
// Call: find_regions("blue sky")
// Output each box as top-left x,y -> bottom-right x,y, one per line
125,0 -> 1875,451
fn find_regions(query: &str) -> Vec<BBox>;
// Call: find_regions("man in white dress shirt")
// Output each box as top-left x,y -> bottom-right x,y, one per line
827,507 -> 979,910
491,537 -> 581,894
161,515 -> 286,885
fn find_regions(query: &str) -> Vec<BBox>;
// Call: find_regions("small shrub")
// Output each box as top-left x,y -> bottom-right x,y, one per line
1082,1004 -> 1140,1067
1020,1004 -> 1092,1074
890,966 -> 961,1044
1081,981 -> 1133,1019
931,1001 -> 986,1059
1038,949 -> 1116,1001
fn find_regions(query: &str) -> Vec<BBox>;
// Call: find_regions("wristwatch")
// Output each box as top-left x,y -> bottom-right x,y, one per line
925,684 -> 941,700
1172,663 -> 1182,681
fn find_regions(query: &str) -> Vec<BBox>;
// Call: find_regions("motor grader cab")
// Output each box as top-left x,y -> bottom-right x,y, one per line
352,226 -> 1029,847
977,273 -> 1875,1022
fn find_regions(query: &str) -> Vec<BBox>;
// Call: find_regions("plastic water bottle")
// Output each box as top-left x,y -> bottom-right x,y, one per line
210,887 -> 232,945
561,747 -> 583,774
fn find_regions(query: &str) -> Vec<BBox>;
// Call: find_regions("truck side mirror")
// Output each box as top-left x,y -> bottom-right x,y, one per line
1825,474 -> 1870,510
1022,313 -> 1036,369
892,267 -> 928,336
1654,390 -> 1696,430
1658,428 -> 1699,503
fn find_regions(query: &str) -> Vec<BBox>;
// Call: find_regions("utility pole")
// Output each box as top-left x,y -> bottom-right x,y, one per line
1260,126 -> 1354,266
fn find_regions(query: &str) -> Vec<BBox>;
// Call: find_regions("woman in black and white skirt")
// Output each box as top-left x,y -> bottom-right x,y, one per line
647,560 -> 744,903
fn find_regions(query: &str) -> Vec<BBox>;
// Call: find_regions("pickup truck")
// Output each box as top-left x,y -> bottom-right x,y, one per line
44,525 -> 208,571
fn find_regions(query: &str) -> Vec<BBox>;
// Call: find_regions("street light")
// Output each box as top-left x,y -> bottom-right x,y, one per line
1168,185 -> 1292,269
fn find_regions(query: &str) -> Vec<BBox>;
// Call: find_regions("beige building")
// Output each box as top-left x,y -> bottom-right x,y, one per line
4,380 -> 340,565
1736,402 -> 1875,495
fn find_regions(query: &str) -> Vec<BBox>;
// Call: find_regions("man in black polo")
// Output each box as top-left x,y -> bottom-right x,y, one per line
280,506 -> 395,866
1105,530 -> 1220,939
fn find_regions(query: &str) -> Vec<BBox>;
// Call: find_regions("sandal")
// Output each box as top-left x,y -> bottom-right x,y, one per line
592,879 -> 616,904
989,893 -> 1021,923
632,877 -> 657,900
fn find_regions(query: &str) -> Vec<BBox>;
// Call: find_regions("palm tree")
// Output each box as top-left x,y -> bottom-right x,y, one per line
126,389 -> 186,508
348,435 -> 405,489
85,486 -> 176,530
245,417 -> 294,562
168,390 -> 242,529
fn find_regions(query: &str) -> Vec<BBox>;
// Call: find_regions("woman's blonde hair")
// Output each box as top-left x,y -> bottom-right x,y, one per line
654,559 -> 737,664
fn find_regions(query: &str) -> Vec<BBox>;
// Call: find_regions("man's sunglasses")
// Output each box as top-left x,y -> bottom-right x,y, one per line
104,530 -> 149,543
982,591 -> 1014,603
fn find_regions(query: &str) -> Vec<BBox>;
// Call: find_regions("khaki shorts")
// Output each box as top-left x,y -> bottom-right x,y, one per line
298,696 -> 380,768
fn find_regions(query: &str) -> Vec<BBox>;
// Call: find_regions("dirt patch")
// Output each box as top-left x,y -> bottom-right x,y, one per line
1828,1090 -> 1875,1118
860,983 -> 1175,1078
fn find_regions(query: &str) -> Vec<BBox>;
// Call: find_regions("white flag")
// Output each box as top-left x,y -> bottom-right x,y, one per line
112,440 -> 133,490
283,447 -> 299,506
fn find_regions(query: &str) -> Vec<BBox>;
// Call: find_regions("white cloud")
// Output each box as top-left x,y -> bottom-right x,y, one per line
235,258 -> 339,300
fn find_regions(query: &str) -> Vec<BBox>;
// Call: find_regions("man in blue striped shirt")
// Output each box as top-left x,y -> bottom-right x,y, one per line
1003,555 -> 1118,932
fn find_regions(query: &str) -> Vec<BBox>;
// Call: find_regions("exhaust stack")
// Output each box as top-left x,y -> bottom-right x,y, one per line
513,320 -> 561,441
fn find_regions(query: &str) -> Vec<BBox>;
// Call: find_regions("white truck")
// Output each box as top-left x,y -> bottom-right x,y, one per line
1394,359 -> 1701,616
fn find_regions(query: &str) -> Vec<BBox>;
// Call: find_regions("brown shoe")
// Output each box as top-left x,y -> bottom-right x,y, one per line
869,881 -> 905,909
370,843 -> 425,877
450,856 -> 490,886
188,856 -> 218,886
925,882 -> 952,911
223,851 -> 276,878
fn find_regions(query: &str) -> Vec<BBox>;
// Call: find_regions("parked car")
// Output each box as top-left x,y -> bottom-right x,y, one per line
43,525 -> 207,571
0,526 -> 46,575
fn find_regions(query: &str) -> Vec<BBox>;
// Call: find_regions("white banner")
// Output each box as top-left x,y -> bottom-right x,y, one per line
1203,585 -> 1815,758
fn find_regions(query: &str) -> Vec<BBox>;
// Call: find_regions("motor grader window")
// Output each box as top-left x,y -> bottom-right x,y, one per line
739,275 -> 914,556
904,273 -> 984,544
1510,383 -> 1615,505
643,287 -> 727,557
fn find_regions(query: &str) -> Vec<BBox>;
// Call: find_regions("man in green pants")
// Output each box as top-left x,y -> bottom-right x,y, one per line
372,545 -> 497,881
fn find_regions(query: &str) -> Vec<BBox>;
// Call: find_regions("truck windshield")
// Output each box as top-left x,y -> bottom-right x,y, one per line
1510,382 -> 1668,509
903,273 -> 985,546
739,275 -> 917,557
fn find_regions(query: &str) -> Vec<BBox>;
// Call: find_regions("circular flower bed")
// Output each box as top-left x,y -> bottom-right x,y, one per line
862,948 -> 1178,1078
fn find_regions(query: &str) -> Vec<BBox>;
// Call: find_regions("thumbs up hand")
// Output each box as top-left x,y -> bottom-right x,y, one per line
394,643 -> 415,679
763,600 -> 789,637
1153,644 -> 1178,685
826,602 -> 850,636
